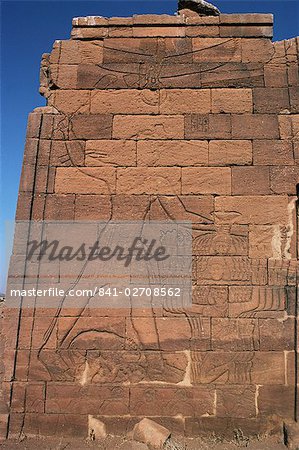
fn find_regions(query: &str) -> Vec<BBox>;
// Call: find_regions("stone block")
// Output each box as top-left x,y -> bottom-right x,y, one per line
253,140 -> 294,165
191,286 -> 228,317
278,115 -> 299,140
149,195 -> 214,223
284,420 -> 299,449
160,89 -> 211,114
26,113 -> 42,138
241,38 -> 274,63
49,140 -> 85,167
216,386 -> 256,418
232,167 -> 270,195
46,384 -> 129,415
259,318 -> 295,351
220,14 -> 273,24
229,286 -> 288,319
209,140 -> 252,165
201,62 -> 264,88
86,140 -> 136,166
0,414 -> 8,440
185,415 -> 282,439
196,257 -> 267,285
52,40 -> 104,65
132,26 -> 185,38
220,25 -> 273,38
88,416 -> 107,441
232,114 -> 280,139
192,38 -> 241,62
108,26 -> 133,38
55,167 -> 116,194
51,90 -> 90,114
132,14 -> 184,25
212,318 -> 259,351
71,28 -> 108,39
129,386 -> 215,416
117,167 -> 181,194
51,64 -> 78,89
133,418 -> 170,449
36,140 -> 51,166
111,195 -> 151,220
185,114 -> 232,139
137,140 -> 208,166
44,194 -> 75,220
268,259 -> 298,287
270,166 -> 299,194
211,88 -> 253,113
248,225 -> 287,259
23,139 -> 39,165
215,195 -> 290,225
113,115 -> 184,139
264,65 -> 288,88
22,413 -> 87,437
19,164 -> 35,192
253,88 -> 290,113
191,351 -> 285,385
185,16 -> 219,25
126,316 -> 211,351
289,86 -> 299,112
75,195 -> 112,220
70,114 -> 113,139
91,89 -> 159,114
182,167 -> 231,194
258,386 -> 295,419
186,25 -> 219,37
285,352 -> 296,386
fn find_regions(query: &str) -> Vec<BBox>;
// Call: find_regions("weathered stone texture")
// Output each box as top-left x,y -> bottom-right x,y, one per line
3,9 -> 298,444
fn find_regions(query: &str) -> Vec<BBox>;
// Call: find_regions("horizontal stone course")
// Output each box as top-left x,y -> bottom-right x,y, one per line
70,14 -> 274,40
72,14 -> 273,27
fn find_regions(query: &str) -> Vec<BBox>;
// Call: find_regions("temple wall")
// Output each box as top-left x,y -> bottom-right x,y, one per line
1,11 -> 299,440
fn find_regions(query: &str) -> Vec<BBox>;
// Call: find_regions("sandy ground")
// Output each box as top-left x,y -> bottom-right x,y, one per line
0,435 -> 287,449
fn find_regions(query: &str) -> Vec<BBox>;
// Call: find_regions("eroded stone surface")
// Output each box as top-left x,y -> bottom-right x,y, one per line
2,8 -> 298,445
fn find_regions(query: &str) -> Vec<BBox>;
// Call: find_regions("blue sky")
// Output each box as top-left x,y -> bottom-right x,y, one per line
0,0 -> 298,292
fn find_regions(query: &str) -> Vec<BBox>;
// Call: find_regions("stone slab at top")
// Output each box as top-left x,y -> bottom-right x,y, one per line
71,13 -> 274,39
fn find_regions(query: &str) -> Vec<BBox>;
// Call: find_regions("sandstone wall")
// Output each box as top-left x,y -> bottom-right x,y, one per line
1,12 -> 299,440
